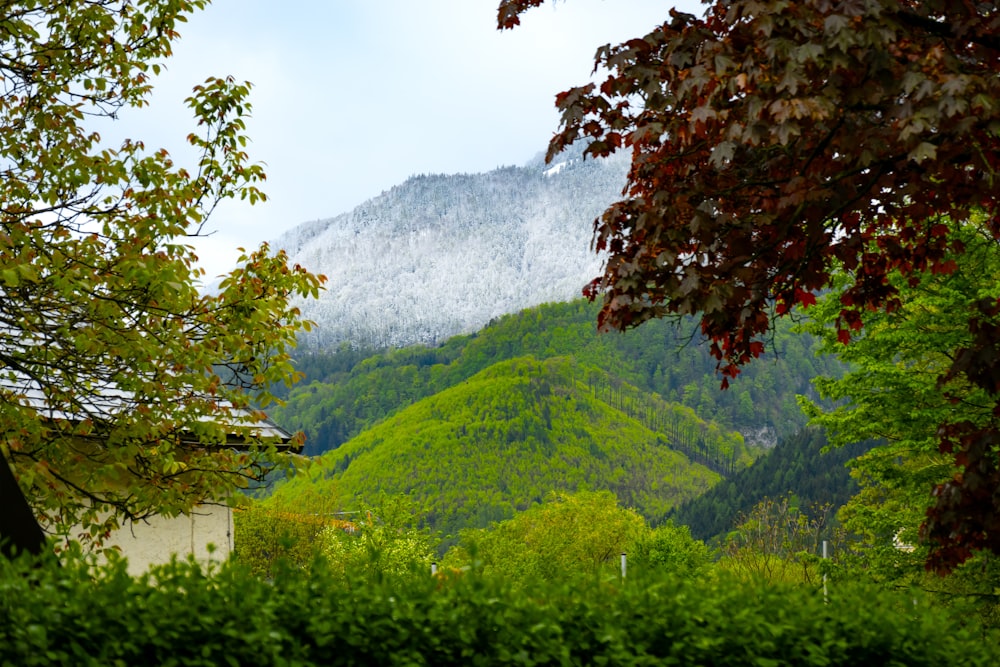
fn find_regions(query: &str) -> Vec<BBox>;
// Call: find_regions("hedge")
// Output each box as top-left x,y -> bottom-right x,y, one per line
0,552 -> 996,666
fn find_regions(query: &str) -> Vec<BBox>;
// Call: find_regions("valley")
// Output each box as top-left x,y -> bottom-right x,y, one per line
257,150 -> 855,546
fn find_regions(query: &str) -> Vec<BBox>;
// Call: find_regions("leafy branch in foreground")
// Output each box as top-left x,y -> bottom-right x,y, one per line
0,1 -> 324,553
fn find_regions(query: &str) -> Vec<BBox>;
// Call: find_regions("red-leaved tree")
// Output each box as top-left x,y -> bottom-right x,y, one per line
499,0 -> 1000,573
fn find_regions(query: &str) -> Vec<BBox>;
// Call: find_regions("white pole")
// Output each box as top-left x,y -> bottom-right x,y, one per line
431,562 -> 437,576
822,540 -> 828,602
620,552 -> 627,579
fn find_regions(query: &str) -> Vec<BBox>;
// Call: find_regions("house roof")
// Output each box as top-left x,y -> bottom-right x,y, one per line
1,374 -> 297,447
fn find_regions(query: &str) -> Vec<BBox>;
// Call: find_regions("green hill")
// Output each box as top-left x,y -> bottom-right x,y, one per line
670,428 -> 874,541
272,299 -> 843,456
271,356 -> 746,535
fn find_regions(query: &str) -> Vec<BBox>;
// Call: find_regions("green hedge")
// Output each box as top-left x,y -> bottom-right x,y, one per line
0,552 -> 996,666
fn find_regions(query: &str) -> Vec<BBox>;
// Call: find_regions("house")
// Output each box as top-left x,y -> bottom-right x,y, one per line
1,374 -> 297,574
98,415 -> 295,576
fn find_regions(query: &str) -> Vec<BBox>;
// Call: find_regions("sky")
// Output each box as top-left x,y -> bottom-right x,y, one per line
116,0 -> 705,277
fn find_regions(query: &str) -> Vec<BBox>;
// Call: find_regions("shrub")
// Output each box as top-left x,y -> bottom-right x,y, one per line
234,487 -> 348,577
0,551 -> 996,666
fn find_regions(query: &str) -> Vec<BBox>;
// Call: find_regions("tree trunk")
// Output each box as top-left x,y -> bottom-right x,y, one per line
0,453 -> 46,559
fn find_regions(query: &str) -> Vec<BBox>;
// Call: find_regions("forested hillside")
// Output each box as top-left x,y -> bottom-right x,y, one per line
670,428 -> 874,541
276,148 -> 628,349
269,356 -> 745,536
270,299 -> 844,454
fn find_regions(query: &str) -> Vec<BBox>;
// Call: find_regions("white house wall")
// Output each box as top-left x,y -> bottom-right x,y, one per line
102,505 -> 233,576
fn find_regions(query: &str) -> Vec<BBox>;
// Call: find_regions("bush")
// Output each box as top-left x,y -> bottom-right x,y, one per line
234,487 -> 348,577
318,494 -> 436,582
628,521 -> 714,578
445,490 -> 647,584
0,551 -> 996,666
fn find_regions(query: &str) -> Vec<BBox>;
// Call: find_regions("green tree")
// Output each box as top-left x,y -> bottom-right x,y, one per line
499,0 -> 1000,572
629,521 -> 713,578
0,1 -> 323,555
270,356 -> 727,537
234,486 -> 347,578
721,495 -> 834,585
320,494 -> 436,582
800,219 -> 1000,585
447,490 -> 647,584
670,427 -> 867,542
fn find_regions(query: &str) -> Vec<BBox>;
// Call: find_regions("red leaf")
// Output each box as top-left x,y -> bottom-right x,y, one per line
795,288 -> 816,308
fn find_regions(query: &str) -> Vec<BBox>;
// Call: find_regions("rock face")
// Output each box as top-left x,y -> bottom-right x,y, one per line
738,425 -> 779,449
276,150 -> 629,350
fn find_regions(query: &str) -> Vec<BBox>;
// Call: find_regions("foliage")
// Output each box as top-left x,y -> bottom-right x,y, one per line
800,220 -> 1000,611
445,490 -> 647,584
803,220 -> 1000,568
1,551 -> 998,666
797,225 -> 999,476
800,219 -> 1000,571
273,298 -> 842,455
832,495 -> 1000,628
319,494 -> 436,582
499,0 -> 1000,571
720,495 -> 836,585
672,427 -> 871,541
0,1 -> 324,549
620,520 -> 714,579
233,486 -> 347,578
271,356 -> 728,536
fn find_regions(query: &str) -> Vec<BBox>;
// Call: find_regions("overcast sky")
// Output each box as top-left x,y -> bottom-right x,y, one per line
118,0 -> 704,277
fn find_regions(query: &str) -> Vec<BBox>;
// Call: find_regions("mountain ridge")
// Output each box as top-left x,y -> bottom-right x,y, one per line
276,149 -> 629,349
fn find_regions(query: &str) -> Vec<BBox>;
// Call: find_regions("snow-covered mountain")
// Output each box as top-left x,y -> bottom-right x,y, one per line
277,149 -> 629,350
